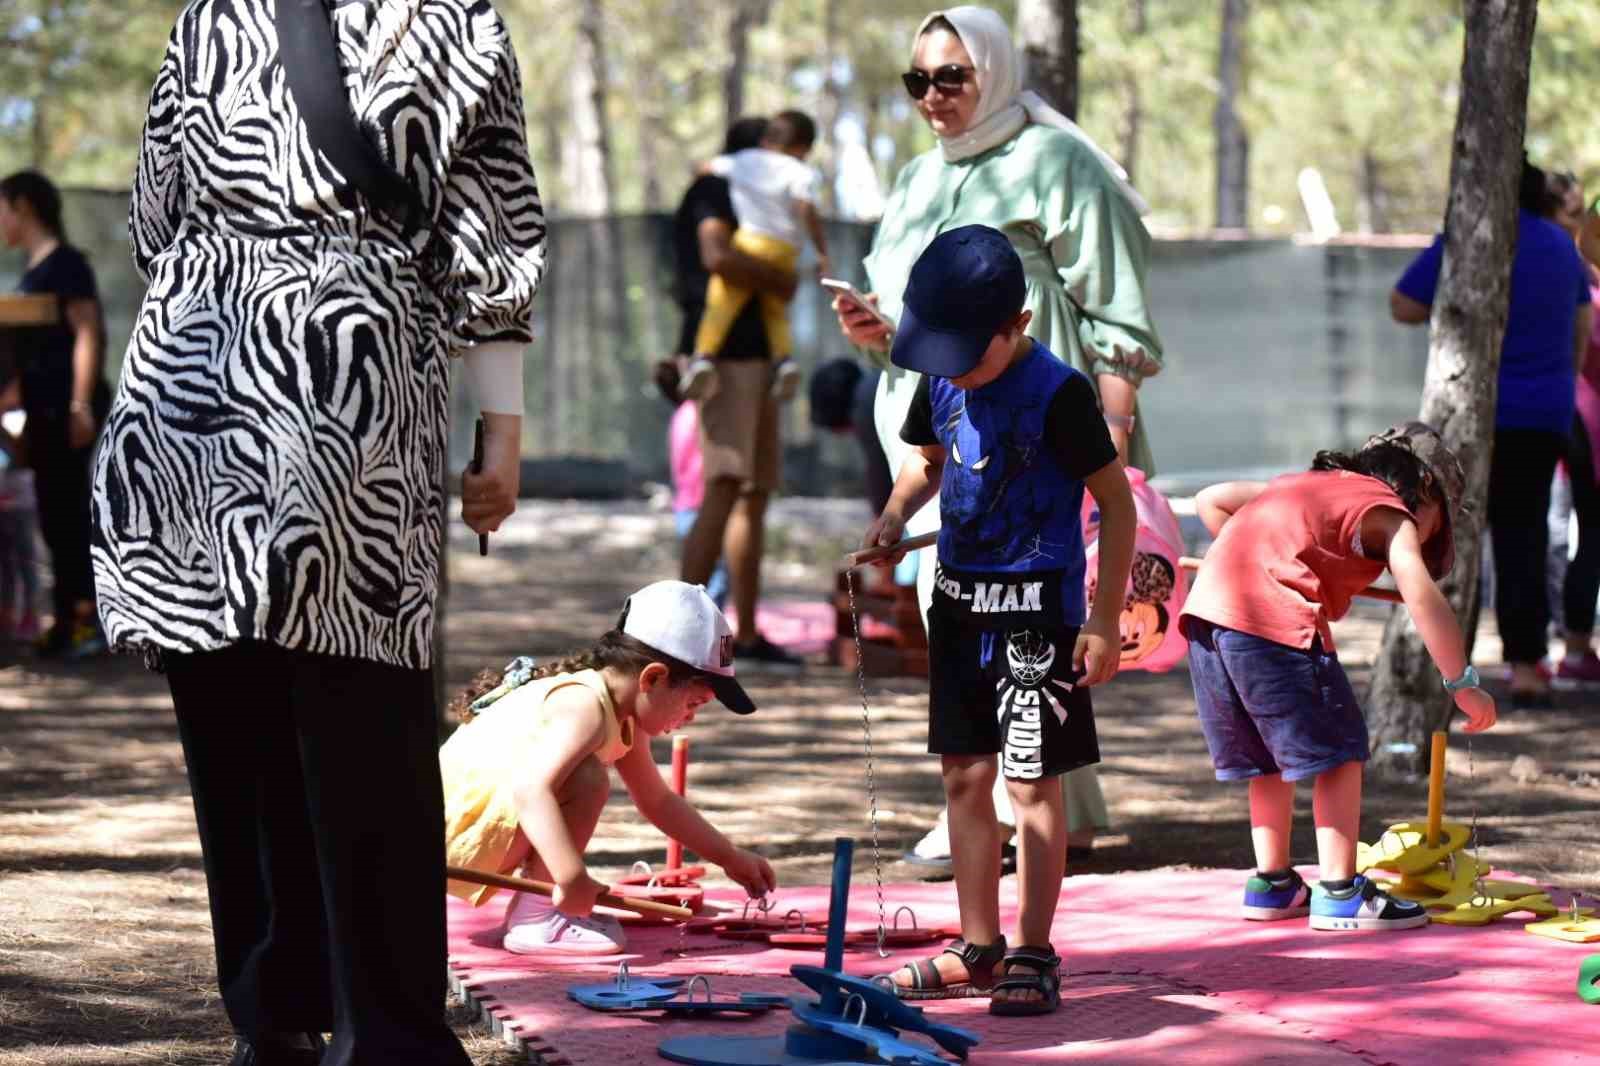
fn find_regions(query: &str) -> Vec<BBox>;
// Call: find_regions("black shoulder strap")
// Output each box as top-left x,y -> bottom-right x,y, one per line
275,0 -> 423,229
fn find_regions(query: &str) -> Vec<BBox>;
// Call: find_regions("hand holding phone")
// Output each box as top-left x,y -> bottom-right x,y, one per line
821,278 -> 896,336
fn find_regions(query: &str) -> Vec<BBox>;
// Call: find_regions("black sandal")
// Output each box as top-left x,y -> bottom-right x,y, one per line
884,935 -> 1007,1000
989,944 -> 1061,1016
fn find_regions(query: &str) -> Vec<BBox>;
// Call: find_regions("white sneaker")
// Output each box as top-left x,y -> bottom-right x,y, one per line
770,361 -> 802,402
501,891 -> 627,956
902,813 -> 952,868
678,357 -> 719,401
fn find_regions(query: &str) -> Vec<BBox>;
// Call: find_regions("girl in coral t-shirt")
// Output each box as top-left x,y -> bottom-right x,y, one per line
1180,423 -> 1496,932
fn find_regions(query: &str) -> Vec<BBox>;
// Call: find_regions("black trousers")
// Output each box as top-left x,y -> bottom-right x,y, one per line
28,419 -> 96,624
1489,428 -> 1568,664
167,643 -> 470,1066
1565,416 -> 1600,635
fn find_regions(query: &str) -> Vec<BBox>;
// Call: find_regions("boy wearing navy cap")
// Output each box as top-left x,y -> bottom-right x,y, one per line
862,224 -> 1137,1016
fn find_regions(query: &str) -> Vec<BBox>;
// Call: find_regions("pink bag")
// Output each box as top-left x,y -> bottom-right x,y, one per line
1082,467 -> 1189,673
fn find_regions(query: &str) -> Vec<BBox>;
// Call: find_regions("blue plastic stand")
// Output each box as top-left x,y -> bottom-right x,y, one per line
657,837 -> 980,1065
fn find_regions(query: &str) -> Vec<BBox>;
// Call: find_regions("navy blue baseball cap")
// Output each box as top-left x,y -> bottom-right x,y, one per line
890,224 -> 1027,379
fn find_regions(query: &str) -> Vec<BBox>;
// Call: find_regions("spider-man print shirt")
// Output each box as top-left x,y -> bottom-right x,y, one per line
901,342 -> 1117,627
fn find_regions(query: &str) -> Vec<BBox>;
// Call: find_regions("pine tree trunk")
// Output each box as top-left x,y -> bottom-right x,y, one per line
1015,0 -> 1078,120
724,0 -> 773,128
817,0 -> 842,215
1214,0 -> 1250,230
1117,0 -> 1148,185
564,0 -> 615,215
561,0 -> 628,445
1366,0 -> 1539,776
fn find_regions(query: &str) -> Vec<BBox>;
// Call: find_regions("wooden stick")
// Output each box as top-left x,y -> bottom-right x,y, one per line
1426,731 -> 1448,849
445,865 -> 694,920
1177,556 -> 1404,604
666,735 -> 688,870
842,530 -> 939,569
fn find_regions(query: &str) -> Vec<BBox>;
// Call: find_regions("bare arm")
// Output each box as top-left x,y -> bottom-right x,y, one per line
1079,459 -> 1136,686
615,742 -> 734,866
63,297 -> 103,449
1390,289 -> 1430,325
861,444 -> 944,564
697,217 -> 798,301
1096,374 -> 1137,465
798,200 -> 828,258
1372,508 -> 1497,733
1195,480 -> 1268,537
614,741 -> 777,896
506,686 -> 608,887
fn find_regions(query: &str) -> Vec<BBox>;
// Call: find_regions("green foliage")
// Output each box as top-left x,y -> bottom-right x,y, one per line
3,0 -> 1598,232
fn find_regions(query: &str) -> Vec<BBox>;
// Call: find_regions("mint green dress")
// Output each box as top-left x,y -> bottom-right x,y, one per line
863,122 -> 1165,834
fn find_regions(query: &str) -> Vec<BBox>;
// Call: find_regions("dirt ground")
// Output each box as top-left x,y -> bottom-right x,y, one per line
3,499 -> 1598,1066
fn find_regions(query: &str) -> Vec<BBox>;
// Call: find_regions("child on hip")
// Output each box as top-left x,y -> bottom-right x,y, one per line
862,224 -> 1137,1016
680,110 -> 829,404
1180,423 -> 1496,932
440,581 -> 775,956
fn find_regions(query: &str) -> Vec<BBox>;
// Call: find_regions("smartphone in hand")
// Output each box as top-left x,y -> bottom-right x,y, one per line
820,278 -> 896,335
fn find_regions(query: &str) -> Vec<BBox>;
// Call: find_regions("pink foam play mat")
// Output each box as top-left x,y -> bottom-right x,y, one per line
446,867 -> 1597,1065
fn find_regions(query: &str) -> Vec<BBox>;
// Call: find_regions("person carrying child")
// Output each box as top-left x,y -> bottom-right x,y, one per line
861,225 -> 1137,1015
1181,423 -> 1497,931
679,110 -> 830,404
440,581 -> 776,956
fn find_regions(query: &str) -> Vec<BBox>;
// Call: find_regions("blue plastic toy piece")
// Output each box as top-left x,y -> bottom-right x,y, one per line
789,968 -> 978,1060
567,973 -> 683,1011
791,1000 -> 949,1066
656,837 -> 981,1066
570,969 -> 789,1016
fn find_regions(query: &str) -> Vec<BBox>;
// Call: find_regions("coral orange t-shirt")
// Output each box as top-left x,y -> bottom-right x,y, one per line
1179,471 -> 1413,652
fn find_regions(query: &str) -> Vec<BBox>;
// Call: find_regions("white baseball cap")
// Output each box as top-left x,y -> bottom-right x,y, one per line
618,581 -> 756,715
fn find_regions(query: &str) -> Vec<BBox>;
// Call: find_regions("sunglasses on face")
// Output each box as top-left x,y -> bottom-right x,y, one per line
902,64 -> 974,100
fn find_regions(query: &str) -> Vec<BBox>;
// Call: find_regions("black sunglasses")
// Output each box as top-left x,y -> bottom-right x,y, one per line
902,64 -> 974,100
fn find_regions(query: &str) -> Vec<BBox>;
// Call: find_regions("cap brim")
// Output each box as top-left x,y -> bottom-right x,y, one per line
707,674 -> 756,715
889,299 -> 988,379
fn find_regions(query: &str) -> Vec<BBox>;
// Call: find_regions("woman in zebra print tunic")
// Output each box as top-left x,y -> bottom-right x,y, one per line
91,2 -> 544,1062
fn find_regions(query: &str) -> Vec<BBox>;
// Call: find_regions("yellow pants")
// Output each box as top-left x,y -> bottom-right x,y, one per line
694,229 -> 797,361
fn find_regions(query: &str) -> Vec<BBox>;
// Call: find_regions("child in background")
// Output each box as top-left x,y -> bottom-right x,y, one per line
655,358 -> 728,608
0,426 -> 39,641
862,225 -> 1137,1015
1180,423 -> 1497,931
440,581 -> 775,956
680,110 -> 829,404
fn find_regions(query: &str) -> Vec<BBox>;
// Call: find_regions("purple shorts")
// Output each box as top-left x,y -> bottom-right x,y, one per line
1185,619 -> 1369,782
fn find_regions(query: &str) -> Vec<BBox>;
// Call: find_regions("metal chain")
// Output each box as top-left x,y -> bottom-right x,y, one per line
845,568 -> 891,958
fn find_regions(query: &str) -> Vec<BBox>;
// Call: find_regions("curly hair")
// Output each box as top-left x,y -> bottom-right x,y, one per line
447,630 -> 703,724
1310,440 -> 1444,516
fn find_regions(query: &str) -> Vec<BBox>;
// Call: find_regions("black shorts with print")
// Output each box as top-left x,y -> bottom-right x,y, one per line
925,586 -> 1100,781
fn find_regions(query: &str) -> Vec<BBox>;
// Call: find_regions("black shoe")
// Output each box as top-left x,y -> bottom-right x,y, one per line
228,1033 -> 325,1066
732,634 -> 804,670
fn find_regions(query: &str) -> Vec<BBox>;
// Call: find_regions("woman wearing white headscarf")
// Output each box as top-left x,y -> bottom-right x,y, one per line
834,4 -> 1163,950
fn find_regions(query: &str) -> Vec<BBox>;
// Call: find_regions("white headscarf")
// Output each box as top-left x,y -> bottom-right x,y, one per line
915,6 -> 1149,216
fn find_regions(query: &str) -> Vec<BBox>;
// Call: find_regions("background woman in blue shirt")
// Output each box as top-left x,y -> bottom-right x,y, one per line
1390,160 -> 1593,706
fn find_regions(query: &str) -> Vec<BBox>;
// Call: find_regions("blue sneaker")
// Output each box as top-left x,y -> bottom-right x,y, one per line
1241,868 -> 1311,921
1310,875 -> 1429,931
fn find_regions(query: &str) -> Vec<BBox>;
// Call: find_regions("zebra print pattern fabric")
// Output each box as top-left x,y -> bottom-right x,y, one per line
92,0 -> 546,669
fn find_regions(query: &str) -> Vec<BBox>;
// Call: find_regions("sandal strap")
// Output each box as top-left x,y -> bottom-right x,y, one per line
1000,944 -> 1060,973
909,957 -> 943,991
943,935 -> 1008,972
